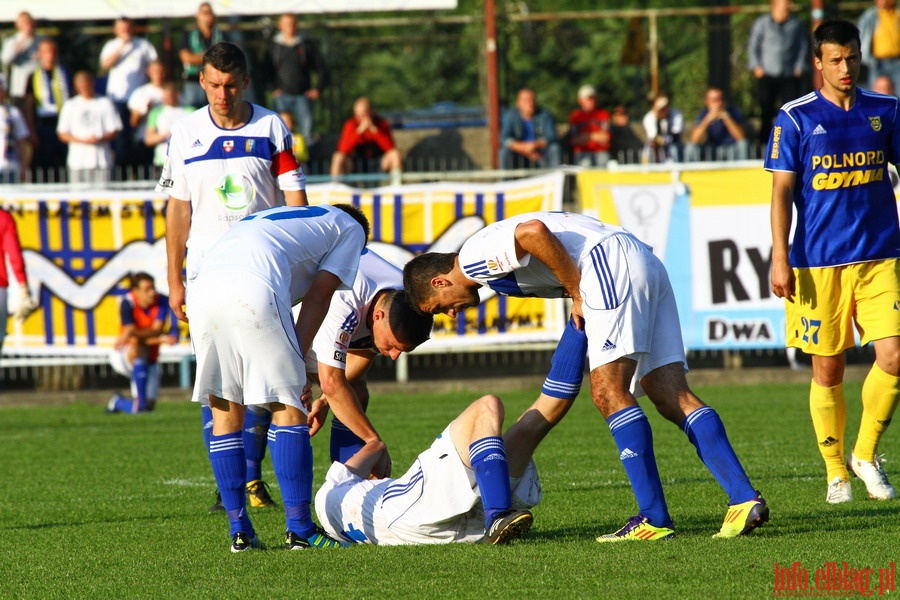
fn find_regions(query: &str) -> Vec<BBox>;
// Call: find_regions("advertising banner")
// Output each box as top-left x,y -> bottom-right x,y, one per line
1,172 -> 565,356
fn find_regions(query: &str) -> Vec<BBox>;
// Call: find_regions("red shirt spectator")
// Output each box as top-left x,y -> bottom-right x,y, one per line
336,112 -> 395,159
567,85 -> 612,167
331,96 -> 403,179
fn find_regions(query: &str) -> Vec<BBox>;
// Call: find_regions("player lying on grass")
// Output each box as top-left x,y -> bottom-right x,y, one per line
315,319 -> 587,545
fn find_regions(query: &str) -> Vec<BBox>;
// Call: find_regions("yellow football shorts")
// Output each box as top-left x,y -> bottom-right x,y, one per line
785,258 -> 900,356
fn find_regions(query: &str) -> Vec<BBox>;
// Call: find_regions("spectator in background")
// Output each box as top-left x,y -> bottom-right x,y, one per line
609,104 -> 644,164
56,71 -> 122,186
684,87 -> 750,162
1,11 -> 41,114
144,82 -> 194,172
0,207 -> 37,363
748,0 -> 809,147
108,272 -> 177,415
330,96 -> 402,181
873,74 -> 897,95
566,84 -> 611,168
499,88 -> 561,170
859,0 -> 900,94
179,2 -> 225,108
23,38 -> 69,177
279,111 -> 309,168
99,16 -> 158,171
265,13 -> 328,158
0,75 -> 32,183
127,59 -> 166,174
642,95 -> 684,163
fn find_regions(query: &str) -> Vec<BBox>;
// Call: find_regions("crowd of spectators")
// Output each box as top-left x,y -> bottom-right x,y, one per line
2,0 -> 898,182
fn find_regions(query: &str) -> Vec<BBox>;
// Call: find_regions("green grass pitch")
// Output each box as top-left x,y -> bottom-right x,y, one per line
1,380 -> 897,599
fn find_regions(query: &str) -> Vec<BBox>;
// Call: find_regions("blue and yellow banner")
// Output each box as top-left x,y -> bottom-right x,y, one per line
2,173 -> 566,355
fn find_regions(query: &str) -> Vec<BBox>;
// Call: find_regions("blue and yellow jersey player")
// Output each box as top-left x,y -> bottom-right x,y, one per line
766,19 -> 900,504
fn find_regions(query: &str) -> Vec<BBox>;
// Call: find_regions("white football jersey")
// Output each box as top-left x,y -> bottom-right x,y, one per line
156,103 -> 304,274
458,211 -> 636,298
305,248 -> 403,372
190,204 -> 365,304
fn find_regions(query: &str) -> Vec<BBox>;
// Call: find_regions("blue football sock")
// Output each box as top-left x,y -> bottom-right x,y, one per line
606,406 -> 672,528
243,407 -> 272,482
112,393 -> 136,414
271,424 -> 315,537
470,436 -> 511,528
542,318 -> 588,399
201,405 -> 213,452
330,418 -> 365,463
131,358 -> 149,411
681,406 -> 756,504
208,431 -> 253,536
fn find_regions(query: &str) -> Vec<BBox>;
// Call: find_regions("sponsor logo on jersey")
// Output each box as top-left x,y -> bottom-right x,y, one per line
770,126 -> 781,159
333,350 -> 346,363
869,116 -> 882,132
158,177 -> 173,189
812,124 -> 827,135
214,173 -> 255,211
245,139 -> 255,153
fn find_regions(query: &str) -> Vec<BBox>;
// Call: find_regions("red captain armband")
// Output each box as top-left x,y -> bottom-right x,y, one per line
271,148 -> 301,176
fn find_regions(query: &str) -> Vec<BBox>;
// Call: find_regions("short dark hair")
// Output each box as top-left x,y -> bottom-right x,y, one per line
333,203 -> 371,240
201,41 -> 248,76
129,272 -> 154,289
813,20 -> 860,58
402,252 -> 458,312
383,289 -> 433,348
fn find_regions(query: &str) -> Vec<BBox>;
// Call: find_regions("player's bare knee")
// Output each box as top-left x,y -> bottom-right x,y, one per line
475,394 -> 505,424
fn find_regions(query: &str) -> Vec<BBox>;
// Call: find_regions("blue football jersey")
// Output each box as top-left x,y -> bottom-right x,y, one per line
764,89 -> 900,268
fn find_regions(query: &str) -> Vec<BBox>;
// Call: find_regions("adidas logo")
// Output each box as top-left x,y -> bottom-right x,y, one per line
820,436 -> 839,447
894,300 -> 900,310
812,124 -> 827,135
619,448 -> 638,460
602,339 -> 616,351
191,139 -> 203,148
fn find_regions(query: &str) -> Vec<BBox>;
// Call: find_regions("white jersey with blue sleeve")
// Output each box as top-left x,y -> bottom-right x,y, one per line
457,211 -> 632,297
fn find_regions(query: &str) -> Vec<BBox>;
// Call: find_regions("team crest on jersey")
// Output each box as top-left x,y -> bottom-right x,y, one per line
223,140 -> 234,152
486,259 -> 499,271
869,117 -> 882,132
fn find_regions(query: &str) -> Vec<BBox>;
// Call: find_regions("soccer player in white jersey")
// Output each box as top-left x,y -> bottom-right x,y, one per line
404,211 -> 769,541
189,203 -> 369,552
301,248 -> 433,467
316,319 -> 588,545
158,42 -> 307,513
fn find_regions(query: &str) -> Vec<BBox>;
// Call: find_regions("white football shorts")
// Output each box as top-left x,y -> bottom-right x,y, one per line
316,423 -> 542,545
581,233 -> 687,396
186,270 -> 307,410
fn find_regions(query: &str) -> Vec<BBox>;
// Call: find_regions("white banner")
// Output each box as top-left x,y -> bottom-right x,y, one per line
2,1 -> 458,21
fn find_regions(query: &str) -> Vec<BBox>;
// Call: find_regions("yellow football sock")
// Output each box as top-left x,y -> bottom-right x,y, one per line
853,364 -> 900,462
810,380 -> 849,481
